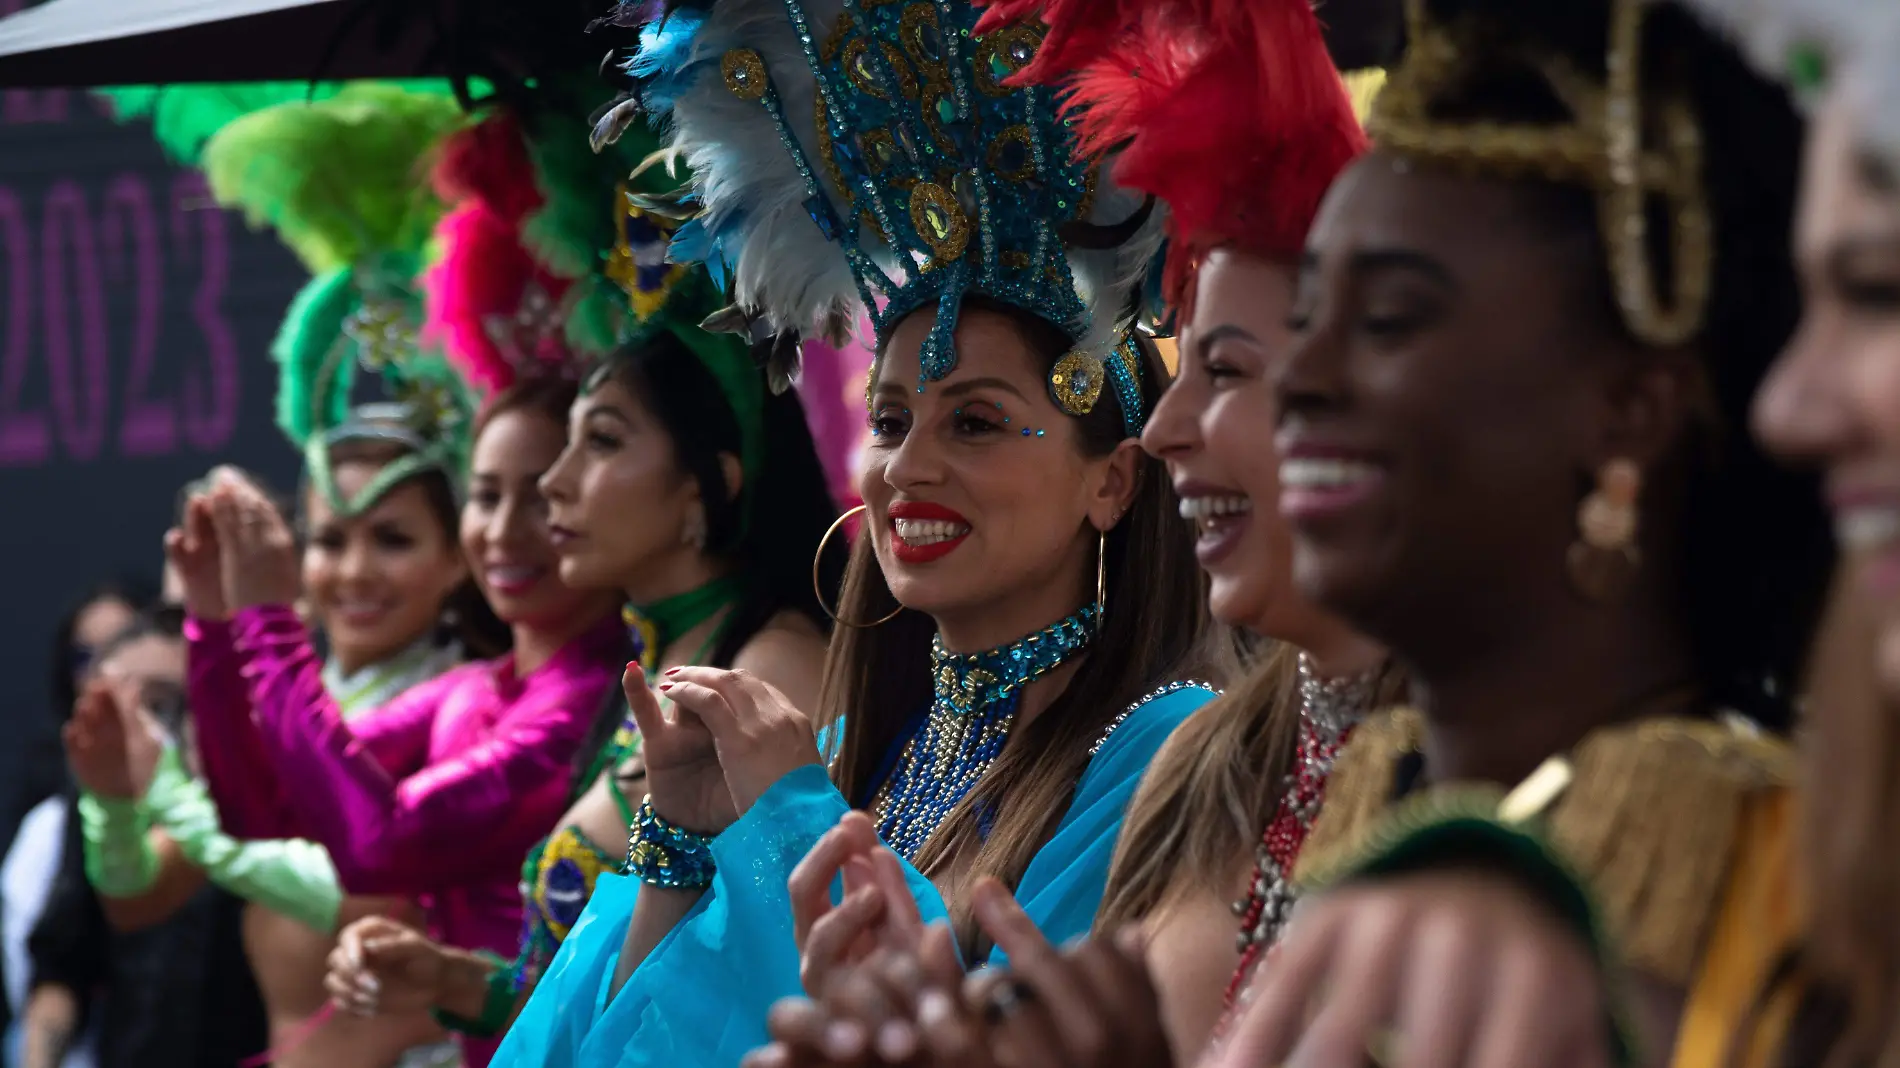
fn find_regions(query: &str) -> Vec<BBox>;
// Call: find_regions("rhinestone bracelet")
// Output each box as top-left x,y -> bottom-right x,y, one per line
624,796 -> 718,890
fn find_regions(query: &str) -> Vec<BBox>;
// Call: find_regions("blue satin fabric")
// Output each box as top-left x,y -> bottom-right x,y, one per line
490,685 -> 1212,1068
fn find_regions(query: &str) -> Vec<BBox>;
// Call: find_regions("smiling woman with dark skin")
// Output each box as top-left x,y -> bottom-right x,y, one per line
1217,2 -> 1834,1066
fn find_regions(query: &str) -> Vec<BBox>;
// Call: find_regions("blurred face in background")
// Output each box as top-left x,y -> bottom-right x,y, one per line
1756,89 -> 1900,688
95,630 -> 192,769
302,459 -> 468,674
69,595 -> 137,693
1144,249 -> 1307,637
542,375 -> 713,601
462,406 -> 614,627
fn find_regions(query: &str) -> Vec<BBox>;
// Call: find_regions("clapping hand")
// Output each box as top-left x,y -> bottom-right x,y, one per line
326,916 -> 449,1018
659,667 -> 824,817
63,679 -> 165,801
204,467 -> 300,613
792,811 -> 926,998
747,879 -> 1172,1068
625,664 -> 740,835
1215,872 -> 1615,1068
165,488 -> 227,621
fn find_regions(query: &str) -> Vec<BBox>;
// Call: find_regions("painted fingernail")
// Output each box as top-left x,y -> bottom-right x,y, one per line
876,1021 -> 917,1061
917,990 -> 954,1028
664,667 -> 682,677
822,1020 -> 865,1059
658,683 -> 674,693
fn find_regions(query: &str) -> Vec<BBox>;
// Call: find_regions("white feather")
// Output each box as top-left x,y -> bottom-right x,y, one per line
654,0 -> 1162,353
663,0 -> 859,337
1683,0 -> 1900,193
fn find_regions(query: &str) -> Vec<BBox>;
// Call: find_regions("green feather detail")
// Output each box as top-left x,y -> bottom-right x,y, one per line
564,280 -> 627,358
200,84 -> 467,276
99,81 -> 471,168
521,117 -> 618,280
272,268 -> 359,448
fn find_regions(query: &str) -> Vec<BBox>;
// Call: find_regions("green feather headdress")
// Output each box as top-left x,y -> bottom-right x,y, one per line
193,84 -> 476,517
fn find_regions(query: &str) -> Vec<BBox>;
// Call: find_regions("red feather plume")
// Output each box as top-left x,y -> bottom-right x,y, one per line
976,0 -> 1369,304
421,113 -> 577,396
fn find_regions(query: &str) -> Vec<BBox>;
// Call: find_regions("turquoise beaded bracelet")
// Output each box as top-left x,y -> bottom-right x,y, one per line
624,796 -> 718,890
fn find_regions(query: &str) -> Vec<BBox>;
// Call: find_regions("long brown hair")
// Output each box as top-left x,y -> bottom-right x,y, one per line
1802,569 -> 1900,1068
818,297 -> 1211,948
1097,644 -> 1406,929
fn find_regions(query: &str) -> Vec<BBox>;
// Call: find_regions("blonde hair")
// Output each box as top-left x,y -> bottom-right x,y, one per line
1097,644 -> 1405,930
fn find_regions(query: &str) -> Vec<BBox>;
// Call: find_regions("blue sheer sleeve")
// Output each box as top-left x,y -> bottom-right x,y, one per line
490,685 -> 1212,1068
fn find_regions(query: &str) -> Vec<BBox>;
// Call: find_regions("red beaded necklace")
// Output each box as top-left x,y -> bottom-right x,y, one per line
1217,656 -> 1376,1023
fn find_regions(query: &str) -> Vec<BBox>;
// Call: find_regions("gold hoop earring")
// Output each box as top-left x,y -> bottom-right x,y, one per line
1096,529 -> 1108,619
815,504 -> 904,629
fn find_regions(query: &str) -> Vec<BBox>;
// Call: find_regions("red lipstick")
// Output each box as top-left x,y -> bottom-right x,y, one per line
887,501 -> 972,565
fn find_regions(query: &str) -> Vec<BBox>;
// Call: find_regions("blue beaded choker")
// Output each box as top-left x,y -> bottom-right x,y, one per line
875,603 -> 1101,860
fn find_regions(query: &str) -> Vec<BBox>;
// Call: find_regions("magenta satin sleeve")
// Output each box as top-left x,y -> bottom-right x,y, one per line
230,604 -> 608,896
187,615 -> 302,840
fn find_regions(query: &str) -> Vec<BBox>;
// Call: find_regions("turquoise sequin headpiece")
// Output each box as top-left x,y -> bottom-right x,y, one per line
607,0 -> 1167,438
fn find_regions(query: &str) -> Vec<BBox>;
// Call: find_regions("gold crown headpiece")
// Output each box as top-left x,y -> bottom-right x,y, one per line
1370,0 -> 1713,347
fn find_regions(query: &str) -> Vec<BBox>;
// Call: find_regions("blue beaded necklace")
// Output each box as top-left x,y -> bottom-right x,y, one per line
874,603 -> 1102,861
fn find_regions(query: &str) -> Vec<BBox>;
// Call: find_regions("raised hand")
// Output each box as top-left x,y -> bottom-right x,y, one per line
165,491 -> 228,621
625,664 -> 739,835
964,879 -> 1172,1068
326,916 -> 449,1018
1215,871 -> 1614,1068
792,812 -> 926,998
659,666 -> 822,816
748,921 -> 964,1068
205,468 -> 300,613
63,681 -> 138,799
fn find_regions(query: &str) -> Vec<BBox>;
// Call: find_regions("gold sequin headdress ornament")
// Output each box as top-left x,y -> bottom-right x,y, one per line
1373,0 -> 1713,347
593,0 -> 1169,438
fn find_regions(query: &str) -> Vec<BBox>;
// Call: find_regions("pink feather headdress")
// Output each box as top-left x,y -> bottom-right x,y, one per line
421,112 -> 579,397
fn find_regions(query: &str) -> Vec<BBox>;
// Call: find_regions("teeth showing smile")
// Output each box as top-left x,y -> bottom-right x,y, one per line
1837,507 -> 1900,552
1280,458 -> 1381,490
893,518 -> 971,545
1180,496 -> 1252,536
1179,496 -> 1252,521
334,600 -> 388,621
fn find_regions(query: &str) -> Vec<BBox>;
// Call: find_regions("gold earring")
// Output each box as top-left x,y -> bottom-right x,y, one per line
814,504 -> 904,629
1567,458 -> 1642,602
1096,529 -> 1108,618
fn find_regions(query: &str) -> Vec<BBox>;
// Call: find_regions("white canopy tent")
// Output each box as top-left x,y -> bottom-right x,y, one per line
0,0 -> 442,86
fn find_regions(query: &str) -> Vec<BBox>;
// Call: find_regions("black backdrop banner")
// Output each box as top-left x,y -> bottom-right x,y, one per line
0,48 -> 304,815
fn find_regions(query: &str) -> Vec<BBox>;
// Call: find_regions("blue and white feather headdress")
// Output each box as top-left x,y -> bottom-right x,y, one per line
598,0 -> 1168,437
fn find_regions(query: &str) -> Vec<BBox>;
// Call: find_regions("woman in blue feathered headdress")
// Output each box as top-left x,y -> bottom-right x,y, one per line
486,1 -> 1220,1065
